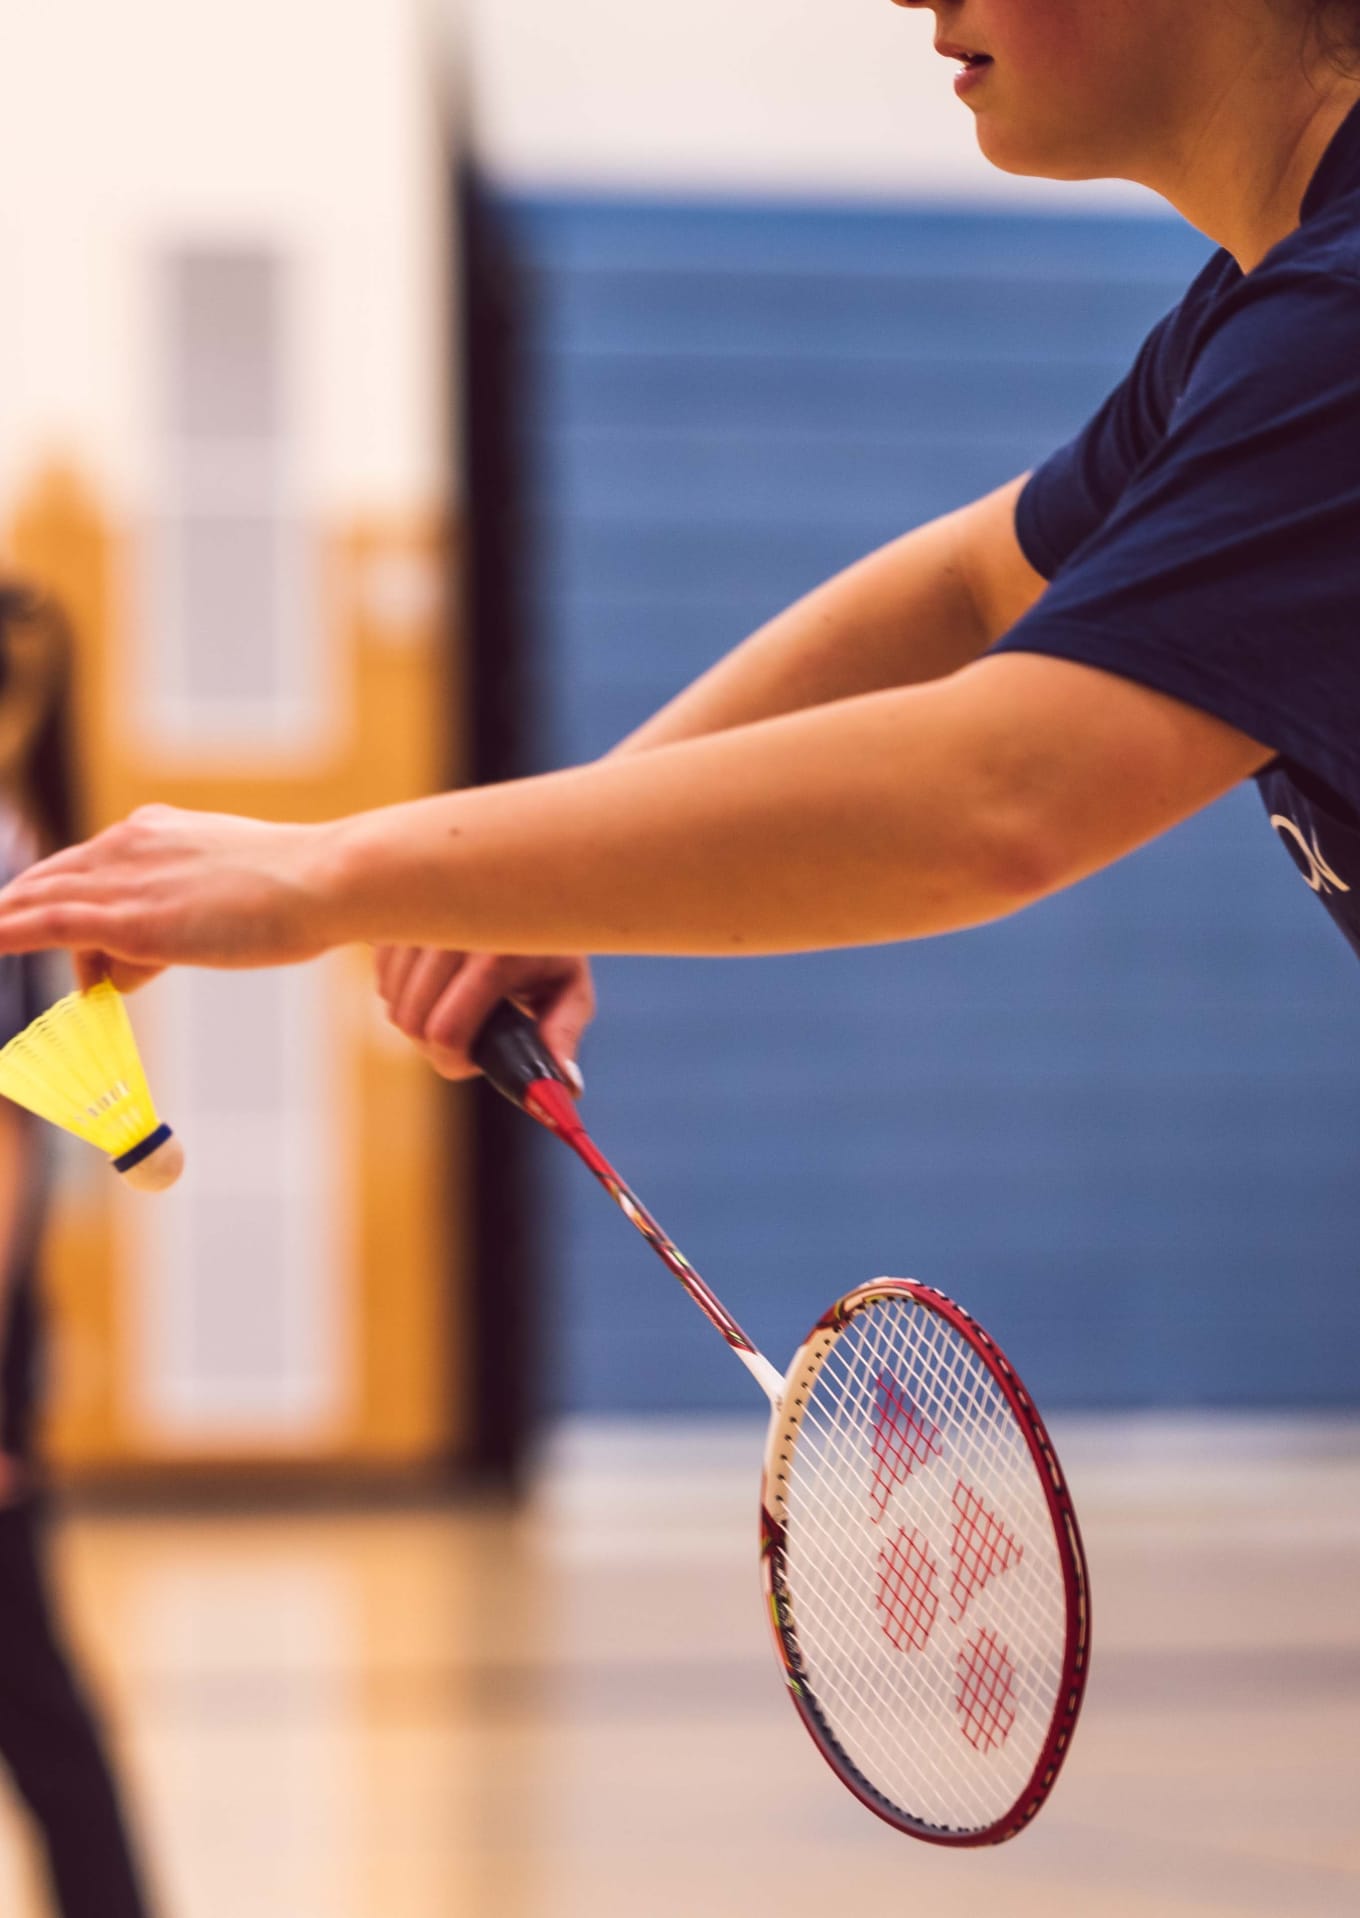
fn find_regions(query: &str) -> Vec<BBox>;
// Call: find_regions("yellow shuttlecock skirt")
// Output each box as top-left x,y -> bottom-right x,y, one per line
0,980 -> 183,1190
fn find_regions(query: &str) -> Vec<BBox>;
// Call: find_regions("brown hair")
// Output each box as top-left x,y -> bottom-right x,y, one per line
1307,0 -> 1360,70
0,584 -> 83,854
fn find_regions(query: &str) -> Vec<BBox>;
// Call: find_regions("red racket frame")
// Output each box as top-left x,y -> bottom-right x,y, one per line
759,1278 -> 1091,1846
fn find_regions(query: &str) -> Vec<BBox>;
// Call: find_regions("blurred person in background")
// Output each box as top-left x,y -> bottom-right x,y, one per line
0,3 -> 1356,1075
0,585 -> 156,1918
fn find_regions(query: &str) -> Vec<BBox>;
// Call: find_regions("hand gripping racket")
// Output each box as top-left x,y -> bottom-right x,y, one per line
473,1003 -> 1090,1846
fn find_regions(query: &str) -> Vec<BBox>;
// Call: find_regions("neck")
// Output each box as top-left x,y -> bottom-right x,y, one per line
1141,55 -> 1360,273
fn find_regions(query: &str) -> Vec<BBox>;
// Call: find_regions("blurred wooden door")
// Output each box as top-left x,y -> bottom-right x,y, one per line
8,463 -> 468,1483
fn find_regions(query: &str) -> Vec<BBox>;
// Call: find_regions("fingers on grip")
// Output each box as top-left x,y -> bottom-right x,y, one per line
375,949 -> 593,1093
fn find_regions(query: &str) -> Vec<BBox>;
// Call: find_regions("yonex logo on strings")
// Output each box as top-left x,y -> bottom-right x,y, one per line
870,1372 -> 1025,1753
1270,813 -> 1351,895
869,1372 -> 942,1519
873,1485 -> 1024,1630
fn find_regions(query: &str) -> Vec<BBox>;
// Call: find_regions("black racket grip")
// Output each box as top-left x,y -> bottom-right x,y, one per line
471,1001 -> 573,1110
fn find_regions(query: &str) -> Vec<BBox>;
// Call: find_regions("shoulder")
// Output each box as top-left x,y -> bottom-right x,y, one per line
1173,258 -> 1360,430
1160,244 -> 1242,353
1188,216 -> 1360,370
1271,178 -> 1360,287
1106,245 -> 1247,429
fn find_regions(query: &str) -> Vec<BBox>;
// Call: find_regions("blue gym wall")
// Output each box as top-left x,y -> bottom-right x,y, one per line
492,192 -> 1360,1415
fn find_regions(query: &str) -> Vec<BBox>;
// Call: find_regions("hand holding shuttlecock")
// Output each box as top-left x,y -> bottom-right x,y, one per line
0,980 -> 183,1192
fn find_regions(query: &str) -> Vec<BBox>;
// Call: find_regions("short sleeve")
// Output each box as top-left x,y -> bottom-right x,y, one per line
1014,301 -> 1185,581
997,267 -> 1360,813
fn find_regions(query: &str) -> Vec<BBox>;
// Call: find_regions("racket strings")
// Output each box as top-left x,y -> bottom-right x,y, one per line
794,1315 -> 994,1782
805,1319 -> 1058,1779
776,1297 -> 1069,1832
790,1374 -> 1035,1816
794,1323 -> 1059,1817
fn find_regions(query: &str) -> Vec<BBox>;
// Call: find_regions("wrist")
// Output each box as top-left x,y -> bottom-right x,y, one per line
310,805 -> 436,948
308,812 -> 380,945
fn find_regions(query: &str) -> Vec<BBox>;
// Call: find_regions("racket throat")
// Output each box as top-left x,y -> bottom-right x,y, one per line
737,1345 -> 786,1407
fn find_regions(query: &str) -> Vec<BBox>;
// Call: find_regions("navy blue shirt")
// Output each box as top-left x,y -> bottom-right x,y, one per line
998,98 -> 1360,962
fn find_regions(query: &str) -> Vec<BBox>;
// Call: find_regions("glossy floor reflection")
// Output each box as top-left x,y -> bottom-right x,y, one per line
1,1417 -> 1357,1918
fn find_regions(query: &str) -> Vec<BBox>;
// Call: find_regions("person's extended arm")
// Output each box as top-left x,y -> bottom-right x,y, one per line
0,653 -> 1271,974
375,472 -> 1047,1067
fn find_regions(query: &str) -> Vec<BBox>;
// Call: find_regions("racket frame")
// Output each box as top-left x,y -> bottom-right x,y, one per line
759,1278 -> 1090,1847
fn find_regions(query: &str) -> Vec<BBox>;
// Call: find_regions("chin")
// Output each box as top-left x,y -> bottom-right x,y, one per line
975,124 -> 1113,183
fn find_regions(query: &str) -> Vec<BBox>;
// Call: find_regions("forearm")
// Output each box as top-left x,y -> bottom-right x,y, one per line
0,654 -> 1263,981
612,485 -> 1022,756
328,672 -> 1042,957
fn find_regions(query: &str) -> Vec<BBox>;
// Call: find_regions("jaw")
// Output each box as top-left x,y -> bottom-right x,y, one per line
964,63 -> 1186,187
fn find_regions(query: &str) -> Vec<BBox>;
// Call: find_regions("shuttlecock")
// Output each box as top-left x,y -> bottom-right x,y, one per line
0,980 -> 184,1192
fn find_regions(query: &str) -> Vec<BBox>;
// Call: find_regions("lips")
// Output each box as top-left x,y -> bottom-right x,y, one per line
936,41 -> 993,68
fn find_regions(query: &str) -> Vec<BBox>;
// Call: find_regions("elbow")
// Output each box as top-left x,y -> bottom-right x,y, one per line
960,787 -> 1071,921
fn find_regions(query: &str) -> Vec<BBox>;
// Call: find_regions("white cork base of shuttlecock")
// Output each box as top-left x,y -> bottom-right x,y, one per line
116,1130 -> 185,1193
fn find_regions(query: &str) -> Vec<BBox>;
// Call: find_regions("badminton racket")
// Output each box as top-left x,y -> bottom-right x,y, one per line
473,1001 -> 1090,1846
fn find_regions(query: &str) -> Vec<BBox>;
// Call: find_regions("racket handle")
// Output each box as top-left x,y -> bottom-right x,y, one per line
471,1001 -> 573,1110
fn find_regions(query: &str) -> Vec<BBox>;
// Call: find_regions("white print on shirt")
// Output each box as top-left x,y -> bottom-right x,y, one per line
1269,814 -> 1352,896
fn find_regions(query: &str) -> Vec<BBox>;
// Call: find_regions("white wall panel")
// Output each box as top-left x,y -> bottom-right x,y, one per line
125,963 -> 348,1444
0,0 -> 450,524
457,0 -> 1160,213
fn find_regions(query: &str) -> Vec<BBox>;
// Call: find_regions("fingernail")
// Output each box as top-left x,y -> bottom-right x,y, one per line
563,1059 -> 584,1095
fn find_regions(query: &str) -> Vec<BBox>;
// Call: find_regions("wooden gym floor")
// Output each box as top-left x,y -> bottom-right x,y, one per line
1,1416 -> 1357,1918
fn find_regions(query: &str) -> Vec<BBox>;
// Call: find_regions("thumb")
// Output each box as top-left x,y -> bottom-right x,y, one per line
74,949 -> 111,992
76,949 -> 165,994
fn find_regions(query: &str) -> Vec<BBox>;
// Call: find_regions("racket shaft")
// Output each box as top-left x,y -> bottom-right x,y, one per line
524,1077 -> 784,1404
